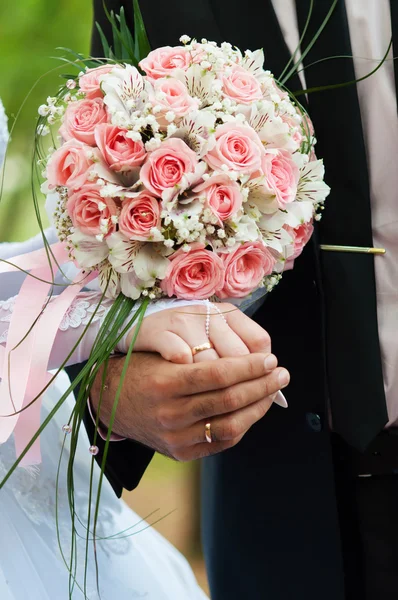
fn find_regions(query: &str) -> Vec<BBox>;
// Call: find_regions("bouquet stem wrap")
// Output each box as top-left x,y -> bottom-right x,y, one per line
0,242 -> 96,465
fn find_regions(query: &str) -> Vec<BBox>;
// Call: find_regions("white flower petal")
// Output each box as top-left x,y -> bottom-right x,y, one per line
284,201 -> 314,227
133,245 -> 169,281
107,232 -> 143,273
98,262 -> 121,299
69,230 -> 109,268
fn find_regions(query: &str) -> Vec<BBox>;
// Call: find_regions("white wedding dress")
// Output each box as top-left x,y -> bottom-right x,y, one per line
0,99 -> 208,599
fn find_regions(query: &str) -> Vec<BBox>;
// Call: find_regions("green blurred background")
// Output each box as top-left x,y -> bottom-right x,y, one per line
0,0 -> 208,592
0,0 -> 92,242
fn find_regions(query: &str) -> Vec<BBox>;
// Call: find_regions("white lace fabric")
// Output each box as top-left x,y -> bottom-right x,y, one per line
0,292 -> 114,369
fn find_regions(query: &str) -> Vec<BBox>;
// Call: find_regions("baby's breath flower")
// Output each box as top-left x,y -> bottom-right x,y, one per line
167,124 -> 177,136
38,104 -> 50,117
37,124 -> 50,137
127,130 -> 142,142
180,35 -> 191,44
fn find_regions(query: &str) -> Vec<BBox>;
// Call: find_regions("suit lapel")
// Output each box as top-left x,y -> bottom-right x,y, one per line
208,0 -> 303,91
390,0 -> 398,111
295,0 -> 388,449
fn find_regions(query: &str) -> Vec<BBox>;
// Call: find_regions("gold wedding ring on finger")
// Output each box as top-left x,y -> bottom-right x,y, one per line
205,422 -> 213,444
191,342 -> 215,356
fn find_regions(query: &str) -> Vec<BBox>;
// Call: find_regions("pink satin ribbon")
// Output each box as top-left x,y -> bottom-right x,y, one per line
0,242 -> 97,465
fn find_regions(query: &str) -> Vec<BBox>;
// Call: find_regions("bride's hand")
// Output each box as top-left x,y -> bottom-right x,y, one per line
124,303 -> 271,364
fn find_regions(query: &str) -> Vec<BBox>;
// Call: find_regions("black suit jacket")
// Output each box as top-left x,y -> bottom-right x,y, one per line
86,1 -> 394,598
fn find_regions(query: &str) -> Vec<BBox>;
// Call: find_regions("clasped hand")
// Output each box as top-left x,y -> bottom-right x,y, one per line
91,304 -> 290,460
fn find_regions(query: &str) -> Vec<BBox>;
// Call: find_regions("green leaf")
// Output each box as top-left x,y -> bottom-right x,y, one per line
95,22 -> 111,58
110,10 -> 123,58
133,0 -> 151,61
119,6 -> 136,58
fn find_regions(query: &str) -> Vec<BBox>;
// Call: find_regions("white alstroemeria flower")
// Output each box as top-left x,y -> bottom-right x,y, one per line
258,209 -> 290,233
292,151 -> 309,170
107,232 -> 169,282
297,159 -> 331,204
247,177 -> 279,214
98,262 -> 121,299
68,230 -> 109,268
92,161 -> 125,186
232,215 -> 261,242
133,244 -> 169,281
107,232 -> 143,273
171,110 -> 216,158
120,271 -> 153,300
102,64 -> 147,126
162,160 -> 208,207
243,102 -> 298,152
283,201 -> 314,228
263,227 -> 295,258
99,180 -> 142,199
241,49 -> 267,81
174,64 -> 219,107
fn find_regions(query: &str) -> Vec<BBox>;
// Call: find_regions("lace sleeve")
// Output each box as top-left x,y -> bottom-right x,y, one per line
0,292 -> 206,369
0,292 -> 114,370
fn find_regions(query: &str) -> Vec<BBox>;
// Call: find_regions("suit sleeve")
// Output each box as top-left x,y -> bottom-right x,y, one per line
65,362 -> 155,497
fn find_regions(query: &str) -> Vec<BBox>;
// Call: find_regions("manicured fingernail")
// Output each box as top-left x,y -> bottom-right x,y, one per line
278,369 -> 290,388
273,391 -> 288,408
264,354 -> 277,371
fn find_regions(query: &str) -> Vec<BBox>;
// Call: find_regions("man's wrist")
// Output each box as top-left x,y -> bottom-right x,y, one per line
87,397 -> 126,442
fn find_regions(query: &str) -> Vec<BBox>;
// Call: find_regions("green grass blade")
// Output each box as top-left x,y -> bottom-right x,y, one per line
96,22 -> 111,59
133,0 -> 151,61
279,0 -> 314,81
294,37 -> 393,96
281,0 -> 338,85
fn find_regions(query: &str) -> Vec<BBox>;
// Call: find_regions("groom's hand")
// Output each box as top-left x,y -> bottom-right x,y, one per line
91,352 -> 289,461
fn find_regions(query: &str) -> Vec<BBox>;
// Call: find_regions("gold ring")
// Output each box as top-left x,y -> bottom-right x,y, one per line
192,342 -> 214,356
205,422 -> 212,444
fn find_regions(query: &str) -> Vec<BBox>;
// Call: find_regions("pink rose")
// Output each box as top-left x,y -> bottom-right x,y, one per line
94,124 -> 146,172
161,244 -> 225,300
194,174 -> 243,223
140,138 -> 198,195
261,149 -> 299,208
60,98 -> 108,146
46,140 -> 98,191
284,221 -> 314,267
67,184 -> 118,236
79,65 -> 113,99
221,65 -> 263,104
205,122 -> 264,175
150,78 -> 200,127
218,241 -> 275,299
139,46 -> 190,79
118,192 -> 161,240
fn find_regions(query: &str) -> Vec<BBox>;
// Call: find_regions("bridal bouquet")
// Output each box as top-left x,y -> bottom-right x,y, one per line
41,37 -> 329,304
0,3 -> 330,594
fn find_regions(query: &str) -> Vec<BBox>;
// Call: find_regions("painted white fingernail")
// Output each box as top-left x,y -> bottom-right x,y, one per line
273,391 -> 288,409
